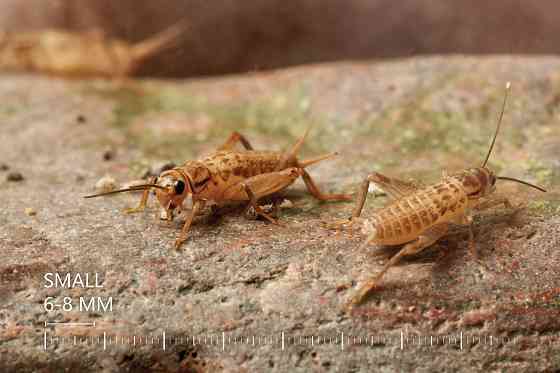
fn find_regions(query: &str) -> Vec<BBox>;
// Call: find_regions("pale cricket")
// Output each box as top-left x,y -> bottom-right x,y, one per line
336,82 -> 546,309
0,21 -> 186,78
85,128 -> 351,249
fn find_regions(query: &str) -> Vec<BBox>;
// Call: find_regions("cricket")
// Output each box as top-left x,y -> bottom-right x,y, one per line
335,82 -> 547,308
0,21 -> 186,78
85,128 -> 351,249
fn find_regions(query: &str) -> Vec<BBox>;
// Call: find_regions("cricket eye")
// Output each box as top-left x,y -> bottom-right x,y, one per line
174,180 -> 185,195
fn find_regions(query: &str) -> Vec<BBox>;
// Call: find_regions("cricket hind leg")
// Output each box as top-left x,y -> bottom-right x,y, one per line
325,172 -> 418,234
366,172 -> 421,202
245,194 -> 282,221
348,223 -> 448,309
243,185 -> 283,225
221,168 -> 302,224
350,172 -> 421,220
217,131 -> 254,151
322,174 -> 372,234
300,169 -> 352,202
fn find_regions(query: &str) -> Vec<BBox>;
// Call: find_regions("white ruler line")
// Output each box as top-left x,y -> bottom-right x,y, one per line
45,322 -> 96,327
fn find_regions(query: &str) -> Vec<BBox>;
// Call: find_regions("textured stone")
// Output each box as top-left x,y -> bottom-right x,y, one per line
0,56 -> 559,372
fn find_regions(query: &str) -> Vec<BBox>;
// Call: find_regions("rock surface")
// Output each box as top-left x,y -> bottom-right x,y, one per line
0,56 -> 559,371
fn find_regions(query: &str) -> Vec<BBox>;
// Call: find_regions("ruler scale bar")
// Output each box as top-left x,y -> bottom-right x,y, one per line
45,322 -> 96,326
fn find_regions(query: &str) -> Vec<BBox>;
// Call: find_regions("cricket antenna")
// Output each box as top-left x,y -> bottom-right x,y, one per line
496,176 -> 547,193
83,184 -> 167,198
482,81 -> 511,168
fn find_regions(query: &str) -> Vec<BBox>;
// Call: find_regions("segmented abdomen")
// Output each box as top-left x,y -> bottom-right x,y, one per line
368,179 -> 468,245
202,151 -> 282,181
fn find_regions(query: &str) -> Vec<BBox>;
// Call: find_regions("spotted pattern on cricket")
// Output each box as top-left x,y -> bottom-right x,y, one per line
85,128 -> 351,249
334,82 -> 547,310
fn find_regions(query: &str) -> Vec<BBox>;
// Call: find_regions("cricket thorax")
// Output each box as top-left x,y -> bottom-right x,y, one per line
365,177 -> 469,245
180,161 -> 212,190
451,167 -> 496,199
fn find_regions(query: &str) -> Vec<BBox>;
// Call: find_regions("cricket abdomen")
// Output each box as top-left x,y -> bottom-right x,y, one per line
366,178 -> 468,245
202,150 -> 282,179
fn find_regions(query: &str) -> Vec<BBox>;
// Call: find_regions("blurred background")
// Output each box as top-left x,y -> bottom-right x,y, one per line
1,0 -> 559,77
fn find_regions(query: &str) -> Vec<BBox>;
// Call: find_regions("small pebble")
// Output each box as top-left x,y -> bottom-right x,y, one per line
368,183 -> 386,196
144,161 -> 176,178
95,175 -> 117,193
102,148 -> 115,161
152,161 -> 177,176
76,114 -> 87,123
0,163 -> 9,171
279,199 -> 294,209
158,161 -> 176,173
24,208 -> 37,216
7,171 -> 24,182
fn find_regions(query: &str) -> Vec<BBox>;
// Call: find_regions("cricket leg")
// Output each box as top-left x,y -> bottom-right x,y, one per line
243,185 -> 282,225
349,172 -> 420,220
467,195 -> 514,259
366,172 -> 421,202
221,168 -> 302,224
348,223 -> 448,309
325,172 -> 418,233
174,199 -> 205,250
123,176 -> 156,214
467,216 -> 476,259
245,195 -> 282,220
458,213 -> 477,259
473,195 -> 514,211
454,212 -> 495,272
323,173 -> 372,235
217,131 -> 253,151
347,171 -> 419,219
301,169 -> 352,202
350,175 -> 373,220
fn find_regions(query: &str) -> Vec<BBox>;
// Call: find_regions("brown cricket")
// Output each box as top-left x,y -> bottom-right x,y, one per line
85,128 -> 351,249
337,82 -> 546,308
0,21 -> 186,78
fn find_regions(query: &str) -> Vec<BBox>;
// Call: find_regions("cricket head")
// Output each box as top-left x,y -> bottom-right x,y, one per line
153,168 -> 194,220
84,163 -> 206,221
155,161 -> 213,219
457,167 -> 497,199
460,82 -> 546,199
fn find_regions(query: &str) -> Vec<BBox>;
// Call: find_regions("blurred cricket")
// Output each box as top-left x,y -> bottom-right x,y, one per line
85,128 -> 351,249
0,21 -> 186,78
334,82 -> 546,309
